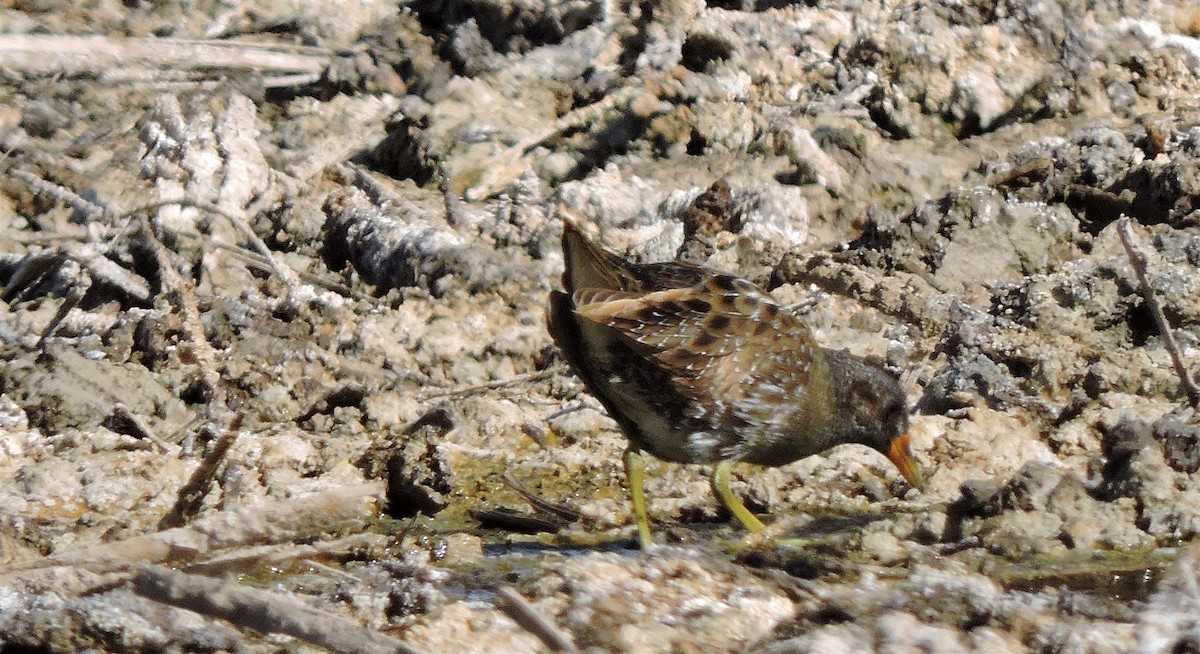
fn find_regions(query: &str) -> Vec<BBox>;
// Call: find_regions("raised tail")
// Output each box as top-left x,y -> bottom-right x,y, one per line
558,208 -> 631,293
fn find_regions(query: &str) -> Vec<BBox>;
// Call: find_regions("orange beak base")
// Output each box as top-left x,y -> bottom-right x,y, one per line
887,433 -> 924,489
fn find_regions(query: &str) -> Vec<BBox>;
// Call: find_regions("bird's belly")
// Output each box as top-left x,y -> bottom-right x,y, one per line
600,380 -> 718,463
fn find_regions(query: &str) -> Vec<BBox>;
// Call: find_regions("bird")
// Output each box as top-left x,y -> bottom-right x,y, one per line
547,213 -> 922,548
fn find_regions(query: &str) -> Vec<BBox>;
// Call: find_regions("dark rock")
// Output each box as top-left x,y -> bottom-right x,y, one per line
1154,410 -> 1200,473
360,406 -> 456,518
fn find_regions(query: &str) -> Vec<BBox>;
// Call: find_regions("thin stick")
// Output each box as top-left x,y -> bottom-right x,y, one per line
0,35 -> 329,88
139,217 -> 225,404
495,585 -> 577,653
501,472 -> 584,525
126,198 -> 305,312
543,404 -> 588,422
417,369 -> 559,401
132,565 -> 423,654
111,403 -> 174,454
0,482 -> 384,576
464,85 -> 655,201
9,168 -> 107,222
185,233 -> 366,299
439,162 -> 471,229
182,533 -> 387,575
36,277 -> 89,347
158,414 -> 242,530
1117,217 -> 1200,408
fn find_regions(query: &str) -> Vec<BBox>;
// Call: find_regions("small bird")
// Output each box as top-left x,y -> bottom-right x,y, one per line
548,215 -> 922,548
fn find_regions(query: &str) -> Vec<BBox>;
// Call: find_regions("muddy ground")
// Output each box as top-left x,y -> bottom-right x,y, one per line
2,1 -> 1200,652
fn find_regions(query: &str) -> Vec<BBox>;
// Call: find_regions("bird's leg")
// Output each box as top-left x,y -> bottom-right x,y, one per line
623,448 -> 653,549
710,461 -> 765,532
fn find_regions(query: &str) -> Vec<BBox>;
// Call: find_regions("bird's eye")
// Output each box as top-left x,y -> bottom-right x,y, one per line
882,401 -> 905,425
852,380 -> 880,407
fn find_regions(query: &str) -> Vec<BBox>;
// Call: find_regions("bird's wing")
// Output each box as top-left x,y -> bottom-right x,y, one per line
573,274 -> 820,458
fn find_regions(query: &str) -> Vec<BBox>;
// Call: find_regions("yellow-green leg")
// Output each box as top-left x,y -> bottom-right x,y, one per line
710,461 -> 765,533
623,448 -> 653,549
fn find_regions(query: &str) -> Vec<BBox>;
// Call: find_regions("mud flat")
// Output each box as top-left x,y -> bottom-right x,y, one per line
2,1 -> 1200,651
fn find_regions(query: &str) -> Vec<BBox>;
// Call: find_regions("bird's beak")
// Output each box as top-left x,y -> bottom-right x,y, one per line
887,433 -> 923,489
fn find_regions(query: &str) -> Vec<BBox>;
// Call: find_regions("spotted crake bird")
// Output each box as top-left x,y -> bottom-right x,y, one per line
548,215 -> 922,548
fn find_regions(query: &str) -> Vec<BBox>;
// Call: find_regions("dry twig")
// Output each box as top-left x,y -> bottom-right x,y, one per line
773,249 -> 949,335
177,231 -> 366,299
132,565 -> 422,654
464,86 -> 664,201
1117,217 -> 1200,408
0,481 -> 384,577
0,35 -> 330,88
182,533 -> 387,576
501,472 -> 585,525
127,198 -> 307,312
439,162 -> 472,229
4,242 -> 151,306
417,368 -> 559,401
139,217 -> 226,405
110,403 -> 175,454
36,277 -> 88,347
8,168 -> 107,222
158,414 -> 243,530
495,585 -> 577,653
